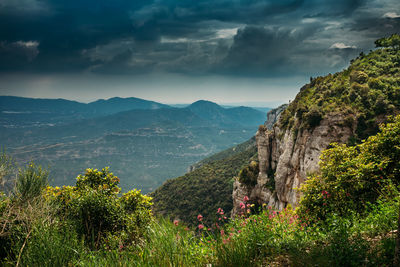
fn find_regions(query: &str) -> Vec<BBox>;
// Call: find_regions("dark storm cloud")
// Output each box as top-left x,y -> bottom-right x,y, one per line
0,0 -> 398,76
218,26 -> 315,76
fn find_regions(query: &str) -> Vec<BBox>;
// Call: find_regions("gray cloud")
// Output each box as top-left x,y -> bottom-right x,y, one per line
0,0 -> 398,78
0,40 -> 40,71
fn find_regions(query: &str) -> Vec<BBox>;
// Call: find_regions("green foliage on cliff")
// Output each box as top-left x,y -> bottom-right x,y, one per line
151,138 -> 257,226
279,42 -> 400,142
298,114 -> 400,223
238,160 -> 259,187
375,34 -> 400,50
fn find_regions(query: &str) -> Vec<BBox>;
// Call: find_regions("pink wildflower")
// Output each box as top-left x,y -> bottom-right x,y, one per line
220,230 -> 225,236
240,202 -> 245,209
243,196 -> 249,202
217,208 -> 224,215
197,214 -> 203,221
198,224 -> 204,230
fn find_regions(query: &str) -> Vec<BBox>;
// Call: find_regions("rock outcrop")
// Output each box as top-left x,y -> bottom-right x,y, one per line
264,104 -> 288,130
232,111 -> 355,215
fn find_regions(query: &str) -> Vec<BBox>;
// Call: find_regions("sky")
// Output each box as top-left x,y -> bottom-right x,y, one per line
0,0 -> 399,106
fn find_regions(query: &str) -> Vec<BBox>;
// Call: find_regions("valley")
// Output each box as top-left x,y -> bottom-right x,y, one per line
0,97 -> 267,192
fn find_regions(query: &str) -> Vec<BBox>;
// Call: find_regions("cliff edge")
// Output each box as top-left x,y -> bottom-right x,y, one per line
233,45 -> 400,215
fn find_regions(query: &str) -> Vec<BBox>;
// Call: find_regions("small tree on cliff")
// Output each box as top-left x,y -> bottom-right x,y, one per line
375,34 -> 400,50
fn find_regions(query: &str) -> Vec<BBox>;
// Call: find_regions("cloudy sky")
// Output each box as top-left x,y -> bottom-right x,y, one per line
0,0 -> 399,106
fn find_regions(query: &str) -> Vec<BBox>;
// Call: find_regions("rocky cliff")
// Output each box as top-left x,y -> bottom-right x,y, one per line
233,45 -> 400,215
232,113 -> 355,215
233,110 -> 357,214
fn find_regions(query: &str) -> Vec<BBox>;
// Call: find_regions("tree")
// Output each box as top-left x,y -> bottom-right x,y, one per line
375,34 -> 400,50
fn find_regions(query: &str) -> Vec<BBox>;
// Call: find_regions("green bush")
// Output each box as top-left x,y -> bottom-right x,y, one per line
238,161 -> 259,187
350,70 -> 369,84
45,167 -> 153,250
368,78 -> 386,90
375,34 -> 400,49
298,115 -> 400,223
70,189 -> 124,248
13,162 -> 48,203
76,167 -> 120,195
303,108 -> 323,128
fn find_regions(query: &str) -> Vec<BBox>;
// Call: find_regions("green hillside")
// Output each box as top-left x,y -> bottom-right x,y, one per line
151,137 -> 257,226
279,43 -> 400,142
188,138 -> 257,171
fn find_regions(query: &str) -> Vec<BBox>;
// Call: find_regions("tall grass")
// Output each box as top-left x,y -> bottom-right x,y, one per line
16,221 -> 84,267
79,218 -> 211,267
13,162 -> 48,202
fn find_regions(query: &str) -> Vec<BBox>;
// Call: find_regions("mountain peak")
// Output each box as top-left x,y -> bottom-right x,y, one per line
189,100 -> 221,108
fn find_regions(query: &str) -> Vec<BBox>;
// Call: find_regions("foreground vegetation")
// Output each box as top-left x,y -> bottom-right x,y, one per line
0,114 -> 399,266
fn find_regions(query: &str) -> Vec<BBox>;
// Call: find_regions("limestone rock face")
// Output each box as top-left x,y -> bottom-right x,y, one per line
232,110 -> 355,216
264,104 -> 288,130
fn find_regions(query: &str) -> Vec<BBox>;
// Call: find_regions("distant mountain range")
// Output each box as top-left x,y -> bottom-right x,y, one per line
1,96 -> 268,192
170,103 -> 272,114
0,96 -> 168,127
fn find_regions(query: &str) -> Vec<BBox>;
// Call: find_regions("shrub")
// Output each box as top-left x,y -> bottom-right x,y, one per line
45,167 -> 153,250
368,78 -> 386,90
350,70 -> 369,84
238,161 -> 259,187
303,108 -> 323,128
13,162 -> 48,203
258,125 -> 266,132
298,115 -> 400,223
350,82 -> 369,97
120,189 -> 153,244
69,189 -> 124,248
76,167 -> 120,195
375,34 -> 400,50
0,151 -> 13,187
